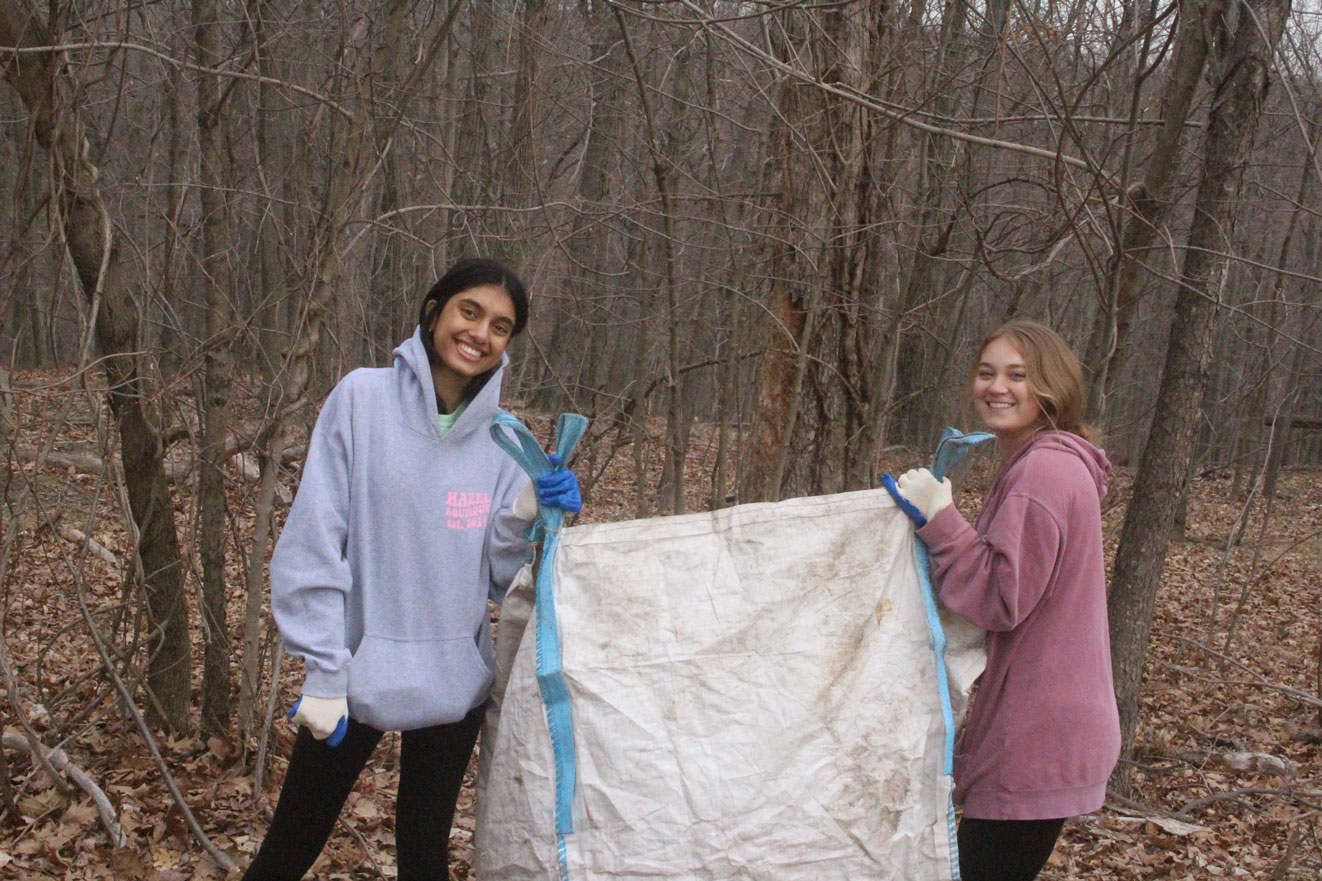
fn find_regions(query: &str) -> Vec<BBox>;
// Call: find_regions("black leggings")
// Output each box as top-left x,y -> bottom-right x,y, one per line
958,816 -> 1066,881
243,705 -> 483,881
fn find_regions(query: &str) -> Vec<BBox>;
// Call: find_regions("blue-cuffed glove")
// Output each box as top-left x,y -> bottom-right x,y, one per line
289,695 -> 348,747
882,468 -> 952,527
535,453 -> 582,513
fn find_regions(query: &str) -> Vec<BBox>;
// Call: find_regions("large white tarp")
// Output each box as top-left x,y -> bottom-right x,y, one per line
476,487 -> 985,881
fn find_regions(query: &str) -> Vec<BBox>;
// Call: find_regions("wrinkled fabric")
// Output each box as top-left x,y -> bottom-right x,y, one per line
476,488 -> 985,880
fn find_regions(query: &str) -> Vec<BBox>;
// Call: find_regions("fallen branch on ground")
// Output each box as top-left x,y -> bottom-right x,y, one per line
55,525 -> 119,569
1171,637 -> 1322,710
1175,748 -> 1299,777
15,441 -> 305,489
0,731 -> 126,847
1173,784 -> 1322,818
0,634 -> 70,798
18,450 -> 109,475
1268,821 -> 1305,880
73,569 -> 236,871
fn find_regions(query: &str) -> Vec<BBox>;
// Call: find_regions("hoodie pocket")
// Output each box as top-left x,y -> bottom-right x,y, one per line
347,633 -> 495,731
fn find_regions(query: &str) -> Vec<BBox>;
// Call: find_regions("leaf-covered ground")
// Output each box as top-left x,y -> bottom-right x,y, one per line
1,372 -> 1318,878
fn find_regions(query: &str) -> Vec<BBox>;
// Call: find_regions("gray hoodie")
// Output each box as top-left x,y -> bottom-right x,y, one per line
271,329 -> 533,731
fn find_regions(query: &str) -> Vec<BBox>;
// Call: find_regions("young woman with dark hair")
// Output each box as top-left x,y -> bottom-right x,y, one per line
243,257 -> 579,881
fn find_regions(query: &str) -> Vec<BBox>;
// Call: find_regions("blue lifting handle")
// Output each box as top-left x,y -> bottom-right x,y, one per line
903,427 -> 994,881
490,410 -> 589,881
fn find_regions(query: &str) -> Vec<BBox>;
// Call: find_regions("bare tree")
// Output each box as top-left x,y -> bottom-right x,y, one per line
192,0 -> 237,739
1107,0 -> 1293,790
0,0 -> 192,731
740,0 -> 901,501
1083,0 -> 1226,424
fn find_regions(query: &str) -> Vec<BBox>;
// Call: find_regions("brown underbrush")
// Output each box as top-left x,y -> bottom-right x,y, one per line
1,370 -> 1317,878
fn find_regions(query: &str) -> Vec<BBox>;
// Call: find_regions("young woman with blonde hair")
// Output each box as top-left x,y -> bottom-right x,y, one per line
887,318 -> 1120,881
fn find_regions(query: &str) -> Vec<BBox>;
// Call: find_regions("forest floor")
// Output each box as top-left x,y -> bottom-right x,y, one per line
1,371 -> 1319,879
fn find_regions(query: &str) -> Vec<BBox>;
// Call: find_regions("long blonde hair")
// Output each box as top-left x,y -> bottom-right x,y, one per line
969,318 -> 1097,443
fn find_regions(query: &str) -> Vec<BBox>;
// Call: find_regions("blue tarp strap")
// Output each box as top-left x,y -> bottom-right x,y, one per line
911,427 -> 996,881
490,410 -> 589,881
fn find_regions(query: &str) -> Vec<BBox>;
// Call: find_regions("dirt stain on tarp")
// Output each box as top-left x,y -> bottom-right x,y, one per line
876,596 -> 893,626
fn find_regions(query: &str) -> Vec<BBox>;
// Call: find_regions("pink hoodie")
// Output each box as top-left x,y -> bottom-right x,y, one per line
917,430 -> 1120,820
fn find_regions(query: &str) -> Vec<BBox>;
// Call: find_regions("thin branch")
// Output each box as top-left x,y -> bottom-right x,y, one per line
0,629 -> 71,797
72,561 -> 236,871
55,524 -> 119,569
0,40 -> 355,120
0,732 -> 126,847
612,0 -> 1115,182
1172,637 -> 1322,710
252,643 -> 283,802
1174,785 -> 1322,818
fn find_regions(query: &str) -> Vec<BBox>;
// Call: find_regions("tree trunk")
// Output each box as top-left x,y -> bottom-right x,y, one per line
612,5 -> 689,514
193,0 -> 236,740
553,0 -> 628,413
1,135 -> 50,367
1107,0 -> 1292,790
447,0 -> 498,261
238,0 -> 288,738
364,0 -> 411,365
740,0 -> 894,502
0,1 -> 192,731
1083,0 -> 1226,423
501,0 -> 544,269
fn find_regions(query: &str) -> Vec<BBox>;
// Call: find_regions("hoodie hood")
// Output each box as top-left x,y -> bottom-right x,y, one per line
1004,430 -> 1111,501
393,327 -> 508,442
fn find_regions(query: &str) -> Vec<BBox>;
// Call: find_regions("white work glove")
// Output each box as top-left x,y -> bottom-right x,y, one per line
290,694 -> 348,741
895,468 -> 953,523
512,479 -> 538,521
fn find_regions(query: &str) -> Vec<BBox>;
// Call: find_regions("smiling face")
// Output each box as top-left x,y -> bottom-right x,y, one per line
973,335 -> 1043,450
428,284 -> 517,409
